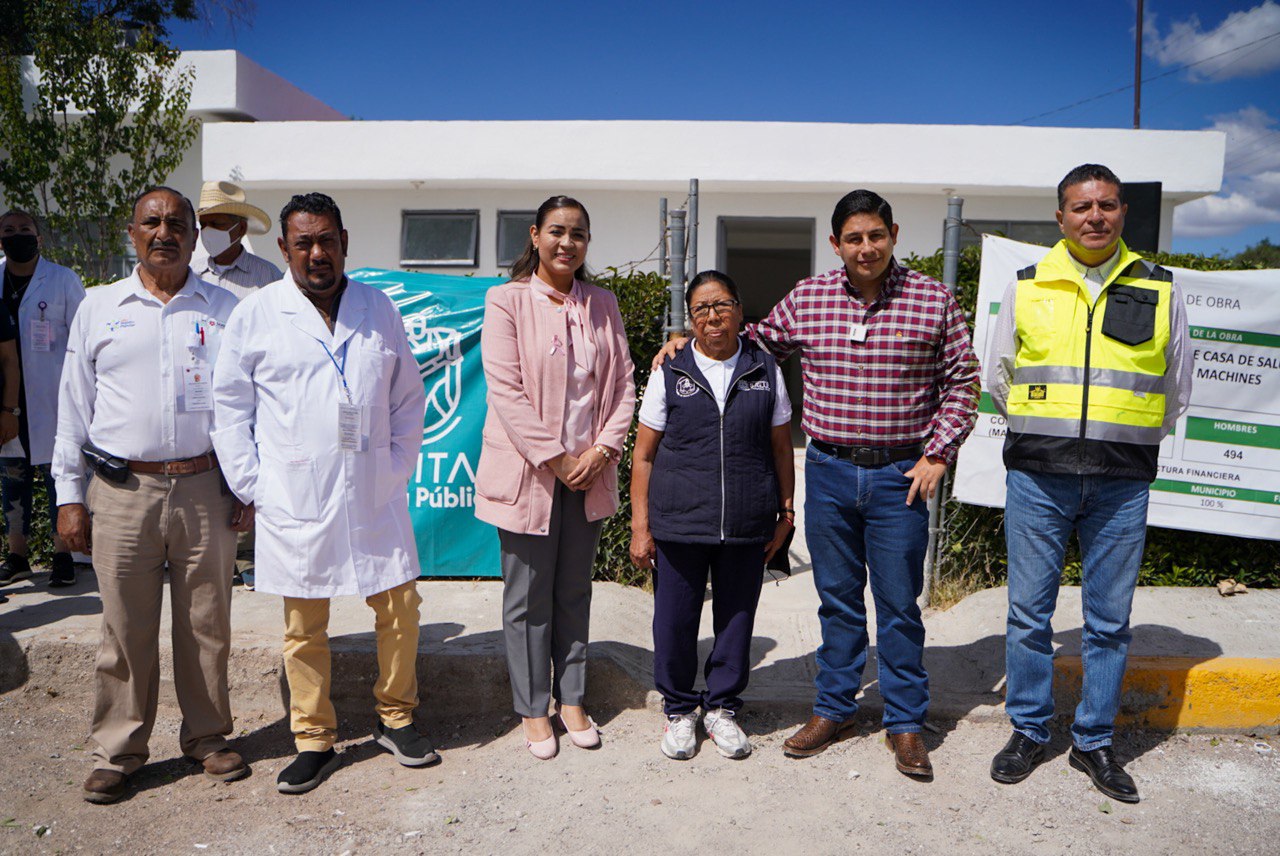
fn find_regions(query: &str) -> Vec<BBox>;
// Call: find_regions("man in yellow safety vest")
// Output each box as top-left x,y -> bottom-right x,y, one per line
986,164 -> 1193,804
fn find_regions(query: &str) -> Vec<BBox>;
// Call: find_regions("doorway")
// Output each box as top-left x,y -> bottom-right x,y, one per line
716,216 -> 815,444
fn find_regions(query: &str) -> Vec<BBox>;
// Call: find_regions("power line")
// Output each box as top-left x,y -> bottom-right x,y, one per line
1141,25 -> 1280,113
1013,29 -> 1280,125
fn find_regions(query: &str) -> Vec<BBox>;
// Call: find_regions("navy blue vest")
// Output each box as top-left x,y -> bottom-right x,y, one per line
649,338 -> 781,545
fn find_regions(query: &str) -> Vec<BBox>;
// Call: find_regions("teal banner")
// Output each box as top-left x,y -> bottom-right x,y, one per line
352,267 -> 506,577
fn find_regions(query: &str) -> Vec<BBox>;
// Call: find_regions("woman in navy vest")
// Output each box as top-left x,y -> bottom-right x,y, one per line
630,270 -> 795,761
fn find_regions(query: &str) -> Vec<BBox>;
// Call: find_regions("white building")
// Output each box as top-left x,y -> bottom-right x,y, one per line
8,50 -> 1226,319
202,113 -> 1223,323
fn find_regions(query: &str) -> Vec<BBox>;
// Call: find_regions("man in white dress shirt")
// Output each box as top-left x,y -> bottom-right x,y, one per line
193,181 -> 282,590
53,186 -> 252,804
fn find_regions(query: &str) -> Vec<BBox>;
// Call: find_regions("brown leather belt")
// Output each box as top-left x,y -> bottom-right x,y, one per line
128,452 -> 219,476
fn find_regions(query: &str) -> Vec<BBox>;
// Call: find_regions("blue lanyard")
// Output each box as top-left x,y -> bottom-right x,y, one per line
320,340 -> 352,403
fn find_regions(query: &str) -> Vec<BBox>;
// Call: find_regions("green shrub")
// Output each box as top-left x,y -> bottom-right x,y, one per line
901,244 -> 1279,594
590,268 -> 670,588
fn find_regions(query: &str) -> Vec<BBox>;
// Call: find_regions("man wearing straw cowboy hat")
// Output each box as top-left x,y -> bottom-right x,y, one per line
194,180 -> 282,304
195,180 -> 282,590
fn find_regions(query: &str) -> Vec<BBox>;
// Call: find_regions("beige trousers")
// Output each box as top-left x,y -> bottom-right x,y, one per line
87,468 -> 237,774
282,580 -> 422,752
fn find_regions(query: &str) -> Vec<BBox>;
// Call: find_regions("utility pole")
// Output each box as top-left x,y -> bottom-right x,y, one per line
1134,0 -> 1144,129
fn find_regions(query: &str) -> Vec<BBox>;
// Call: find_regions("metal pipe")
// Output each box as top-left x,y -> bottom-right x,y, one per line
941,195 -> 964,294
659,197 -> 668,277
688,178 -> 699,276
921,195 -> 965,608
666,209 -> 687,336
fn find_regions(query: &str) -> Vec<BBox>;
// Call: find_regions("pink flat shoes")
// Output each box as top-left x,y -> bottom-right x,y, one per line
558,713 -> 601,749
525,732 -> 558,760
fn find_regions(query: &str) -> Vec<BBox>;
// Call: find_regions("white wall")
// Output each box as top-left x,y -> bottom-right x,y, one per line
230,185 -> 1087,280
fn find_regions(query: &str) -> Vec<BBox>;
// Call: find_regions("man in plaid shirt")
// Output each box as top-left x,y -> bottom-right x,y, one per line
662,189 -> 979,776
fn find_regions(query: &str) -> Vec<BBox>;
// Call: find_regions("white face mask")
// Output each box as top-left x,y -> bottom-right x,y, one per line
200,226 -> 236,259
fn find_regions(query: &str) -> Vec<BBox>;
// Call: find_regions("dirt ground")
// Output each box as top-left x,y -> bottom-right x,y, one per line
1,684 -> 1277,856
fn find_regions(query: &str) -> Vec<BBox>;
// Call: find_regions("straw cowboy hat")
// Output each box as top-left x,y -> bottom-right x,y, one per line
196,181 -> 272,235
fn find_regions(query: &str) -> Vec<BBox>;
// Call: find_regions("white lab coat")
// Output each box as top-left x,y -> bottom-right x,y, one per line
0,257 -> 86,464
211,277 -> 427,598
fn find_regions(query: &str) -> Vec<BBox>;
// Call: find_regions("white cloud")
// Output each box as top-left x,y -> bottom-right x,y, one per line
1146,2 -> 1280,81
1174,106 -> 1280,238
1175,192 -> 1278,237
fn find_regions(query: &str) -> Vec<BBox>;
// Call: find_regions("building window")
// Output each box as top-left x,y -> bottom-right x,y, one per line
496,210 -> 536,267
401,210 -> 480,267
959,220 -> 1061,250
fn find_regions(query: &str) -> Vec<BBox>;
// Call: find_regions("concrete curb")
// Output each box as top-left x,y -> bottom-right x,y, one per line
2,578 -> 1277,734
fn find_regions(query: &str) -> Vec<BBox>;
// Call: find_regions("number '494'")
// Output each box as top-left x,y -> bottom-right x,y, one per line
1223,449 -> 1244,460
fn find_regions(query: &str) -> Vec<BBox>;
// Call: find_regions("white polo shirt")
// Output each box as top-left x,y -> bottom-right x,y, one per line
639,341 -> 792,432
52,268 -> 239,504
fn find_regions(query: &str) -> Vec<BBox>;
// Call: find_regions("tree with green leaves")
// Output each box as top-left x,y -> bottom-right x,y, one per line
1,1 -> 255,54
0,0 -> 201,280
1234,237 -> 1280,269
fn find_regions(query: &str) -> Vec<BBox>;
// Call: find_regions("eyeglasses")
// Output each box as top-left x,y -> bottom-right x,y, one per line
689,299 -> 740,319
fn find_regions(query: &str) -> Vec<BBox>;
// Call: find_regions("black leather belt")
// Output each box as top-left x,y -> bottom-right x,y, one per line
810,441 -> 922,467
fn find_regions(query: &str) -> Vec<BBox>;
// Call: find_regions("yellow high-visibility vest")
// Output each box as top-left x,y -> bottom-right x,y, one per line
1008,240 -> 1172,453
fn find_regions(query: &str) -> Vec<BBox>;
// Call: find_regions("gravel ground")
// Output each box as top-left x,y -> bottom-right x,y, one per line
2,685 -> 1277,855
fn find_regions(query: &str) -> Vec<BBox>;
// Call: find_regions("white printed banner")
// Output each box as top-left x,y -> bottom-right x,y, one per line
953,235 -> 1280,541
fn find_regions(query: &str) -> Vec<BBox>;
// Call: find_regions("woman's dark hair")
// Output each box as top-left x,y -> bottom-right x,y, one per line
509,196 -> 591,282
830,189 -> 894,237
685,269 -> 741,310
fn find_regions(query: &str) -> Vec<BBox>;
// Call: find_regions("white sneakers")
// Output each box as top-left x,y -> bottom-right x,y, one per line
661,712 -> 699,760
661,708 -> 753,760
704,708 -> 752,759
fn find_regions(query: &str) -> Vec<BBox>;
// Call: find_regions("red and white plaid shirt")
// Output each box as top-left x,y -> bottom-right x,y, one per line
749,261 -> 980,463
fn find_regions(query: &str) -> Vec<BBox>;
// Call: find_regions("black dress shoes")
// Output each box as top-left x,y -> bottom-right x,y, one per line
1069,745 -> 1140,803
990,731 -> 1046,784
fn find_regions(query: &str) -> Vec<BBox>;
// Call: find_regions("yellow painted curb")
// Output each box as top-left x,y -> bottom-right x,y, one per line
1054,656 -> 1280,730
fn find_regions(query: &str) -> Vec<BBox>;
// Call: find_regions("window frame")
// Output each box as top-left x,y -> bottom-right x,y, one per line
495,209 -> 537,268
400,209 -> 481,268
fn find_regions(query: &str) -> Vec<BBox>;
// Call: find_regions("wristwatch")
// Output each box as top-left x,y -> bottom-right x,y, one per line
0,407 -> 19,416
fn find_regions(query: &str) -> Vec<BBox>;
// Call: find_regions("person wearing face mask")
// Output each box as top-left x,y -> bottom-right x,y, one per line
0,210 -> 85,590
475,195 -> 635,760
212,193 -> 435,795
194,181 -> 282,591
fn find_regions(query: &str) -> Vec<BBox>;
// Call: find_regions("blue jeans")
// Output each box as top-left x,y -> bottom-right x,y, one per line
805,445 -> 930,733
1004,469 -> 1149,751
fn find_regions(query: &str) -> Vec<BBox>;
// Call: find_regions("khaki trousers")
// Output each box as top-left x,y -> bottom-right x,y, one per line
282,580 -> 422,752
87,468 -> 237,774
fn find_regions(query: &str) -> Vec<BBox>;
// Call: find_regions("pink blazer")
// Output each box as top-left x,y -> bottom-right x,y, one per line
475,279 -> 635,535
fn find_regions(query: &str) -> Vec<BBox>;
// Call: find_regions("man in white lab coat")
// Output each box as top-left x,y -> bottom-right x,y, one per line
0,210 -> 85,588
192,181 -> 283,591
212,192 -> 434,795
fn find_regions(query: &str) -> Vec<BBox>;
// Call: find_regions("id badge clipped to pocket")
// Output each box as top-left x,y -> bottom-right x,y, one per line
181,362 -> 213,411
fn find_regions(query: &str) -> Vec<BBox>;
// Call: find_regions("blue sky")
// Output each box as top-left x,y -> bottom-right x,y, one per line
171,1 -> 1280,256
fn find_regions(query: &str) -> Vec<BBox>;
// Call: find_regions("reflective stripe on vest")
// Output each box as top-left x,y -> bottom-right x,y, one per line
1007,240 -> 1171,448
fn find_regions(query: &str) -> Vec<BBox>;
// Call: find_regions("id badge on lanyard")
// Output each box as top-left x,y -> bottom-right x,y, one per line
181,321 -> 213,412
324,341 -> 368,452
30,301 -> 52,352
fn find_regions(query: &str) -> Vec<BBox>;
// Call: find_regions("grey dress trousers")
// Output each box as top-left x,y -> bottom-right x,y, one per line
498,481 -> 603,718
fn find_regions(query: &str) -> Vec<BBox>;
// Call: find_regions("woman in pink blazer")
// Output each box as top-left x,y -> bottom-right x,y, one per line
475,196 -> 635,759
